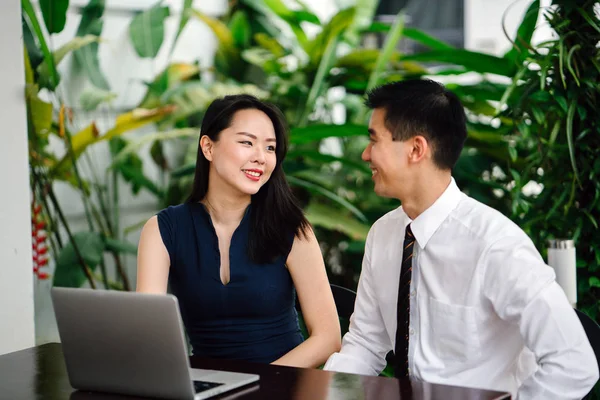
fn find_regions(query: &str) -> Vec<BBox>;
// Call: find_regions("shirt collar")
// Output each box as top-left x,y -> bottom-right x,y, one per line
407,178 -> 463,250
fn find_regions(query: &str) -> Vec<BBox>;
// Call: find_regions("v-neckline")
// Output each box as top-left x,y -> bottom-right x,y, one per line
190,203 -> 251,286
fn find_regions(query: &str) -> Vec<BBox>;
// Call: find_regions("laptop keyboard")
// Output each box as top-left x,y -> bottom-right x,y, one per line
193,380 -> 225,393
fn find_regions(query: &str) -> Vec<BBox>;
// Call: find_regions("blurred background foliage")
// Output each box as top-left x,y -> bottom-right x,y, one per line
22,0 -> 599,334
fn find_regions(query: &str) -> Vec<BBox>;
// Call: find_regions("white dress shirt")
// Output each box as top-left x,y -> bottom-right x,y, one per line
324,178 -> 599,398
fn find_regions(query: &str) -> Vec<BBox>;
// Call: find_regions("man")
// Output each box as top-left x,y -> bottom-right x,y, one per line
323,79 -> 598,398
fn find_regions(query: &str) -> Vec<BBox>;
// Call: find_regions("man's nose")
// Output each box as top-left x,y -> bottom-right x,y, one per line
361,144 -> 371,162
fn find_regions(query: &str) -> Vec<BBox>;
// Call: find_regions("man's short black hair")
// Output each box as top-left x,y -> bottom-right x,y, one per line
365,79 -> 468,170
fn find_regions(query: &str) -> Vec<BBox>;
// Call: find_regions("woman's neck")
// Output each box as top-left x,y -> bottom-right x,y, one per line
201,192 -> 250,227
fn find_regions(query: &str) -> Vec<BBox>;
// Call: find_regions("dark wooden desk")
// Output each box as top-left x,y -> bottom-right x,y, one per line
0,343 -> 511,400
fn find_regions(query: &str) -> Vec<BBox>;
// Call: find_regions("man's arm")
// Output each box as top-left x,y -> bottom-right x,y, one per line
323,228 -> 391,376
482,236 -> 599,399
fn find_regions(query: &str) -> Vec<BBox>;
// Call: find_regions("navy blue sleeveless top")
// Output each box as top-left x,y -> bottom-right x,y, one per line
156,202 -> 304,363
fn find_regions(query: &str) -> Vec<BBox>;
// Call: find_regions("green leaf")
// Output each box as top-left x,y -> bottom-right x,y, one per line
79,86 -> 118,111
39,0 -> 69,34
503,0 -> 539,63
25,86 -> 53,136
53,232 -> 105,288
305,203 -> 370,241
109,138 -> 163,197
565,101 -> 581,185
22,0 -> 60,89
52,106 -> 176,176
401,49 -> 517,77
104,237 -> 138,255
129,2 -> 170,58
298,34 -> 339,126
287,175 -> 367,222
73,0 -> 110,90
366,12 -> 405,91
171,163 -> 195,178
254,33 -> 286,57
290,124 -> 366,145
37,35 -> 99,83
190,10 -> 240,76
589,276 -> 600,288
229,10 -> 251,49
508,146 -> 518,162
262,0 -> 319,45
286,150 -> 371,175
110,128 -> 197,167
241,48 -> 276,69
306,8 -> 355,68
566,44 -> 581,86
448,81 -> 508,103
170,0 -> 193,57
344,0 -> 378,46
352,10 -> 405,123
150,140 -> 168,170
336,48 -> 381,70
403,28 -> 455,50
22,14 -> 43,71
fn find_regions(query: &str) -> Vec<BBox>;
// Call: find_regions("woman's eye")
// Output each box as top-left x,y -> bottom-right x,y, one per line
267,146 -> 276,152
239,141 -> 252,146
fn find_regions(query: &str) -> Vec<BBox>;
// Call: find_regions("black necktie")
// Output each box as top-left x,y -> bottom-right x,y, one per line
394,223 -> 414,378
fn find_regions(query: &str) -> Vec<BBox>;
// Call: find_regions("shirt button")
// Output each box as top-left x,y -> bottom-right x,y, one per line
410,290 -> 416,297
409,327 -> 415,335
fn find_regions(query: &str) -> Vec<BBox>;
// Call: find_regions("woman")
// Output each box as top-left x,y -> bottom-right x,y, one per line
136,94 -> 341,367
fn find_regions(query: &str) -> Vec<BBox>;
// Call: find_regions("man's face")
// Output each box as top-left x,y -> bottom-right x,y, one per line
361,108 -> 412,200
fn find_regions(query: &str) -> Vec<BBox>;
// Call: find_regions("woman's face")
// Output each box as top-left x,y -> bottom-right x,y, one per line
201,108 -> 278,197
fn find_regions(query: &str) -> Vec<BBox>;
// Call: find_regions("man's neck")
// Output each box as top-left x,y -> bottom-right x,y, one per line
401,173 -> 452,220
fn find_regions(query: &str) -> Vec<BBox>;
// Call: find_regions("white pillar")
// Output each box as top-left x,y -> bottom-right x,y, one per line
0,0 -> 35,355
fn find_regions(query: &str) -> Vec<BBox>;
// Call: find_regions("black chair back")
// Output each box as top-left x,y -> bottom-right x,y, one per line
329,284 -> 357,320
295,284 -> 356,319
295,284 -> 356,339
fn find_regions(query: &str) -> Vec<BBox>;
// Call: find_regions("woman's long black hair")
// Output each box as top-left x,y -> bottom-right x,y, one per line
186,94 -> 309,264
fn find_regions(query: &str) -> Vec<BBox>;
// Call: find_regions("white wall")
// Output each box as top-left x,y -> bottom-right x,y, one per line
465,0 -> 553,55
0,0 -> 35,355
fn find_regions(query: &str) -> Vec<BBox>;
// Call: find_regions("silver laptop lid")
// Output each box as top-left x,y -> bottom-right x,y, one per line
51,287 -> 196,400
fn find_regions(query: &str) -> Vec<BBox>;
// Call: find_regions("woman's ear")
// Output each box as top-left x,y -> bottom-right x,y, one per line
200,135 -> 213,161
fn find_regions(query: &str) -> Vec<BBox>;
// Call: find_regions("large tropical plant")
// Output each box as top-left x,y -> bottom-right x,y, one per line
22,0 -> 185,289
496,2 -> 600,395
501,0 -> 600,321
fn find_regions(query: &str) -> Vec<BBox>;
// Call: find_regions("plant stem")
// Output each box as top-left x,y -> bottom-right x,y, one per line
43,181 -> 96,289
61,110 -> 96,232
113,253 -> 131,291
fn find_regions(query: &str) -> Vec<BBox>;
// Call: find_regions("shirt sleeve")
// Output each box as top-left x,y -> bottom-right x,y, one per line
156,206 -> 176,266
482,235 -> 599,399
323,226 -> 391,376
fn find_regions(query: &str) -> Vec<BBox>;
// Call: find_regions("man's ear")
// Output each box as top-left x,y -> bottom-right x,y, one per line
200,135 -> 213,161
409,135 -> 429,163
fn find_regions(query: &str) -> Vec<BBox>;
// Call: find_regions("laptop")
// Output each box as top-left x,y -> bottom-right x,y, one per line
51,287 -> 259,400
